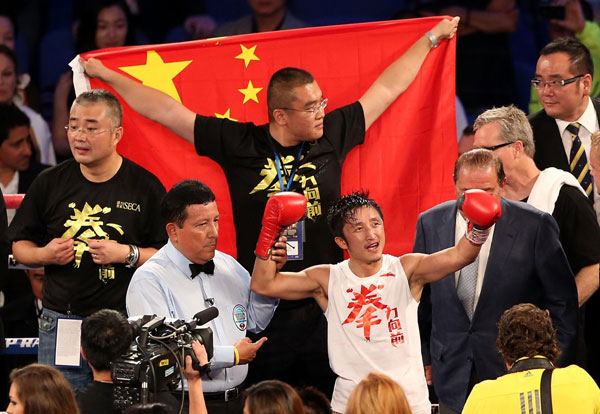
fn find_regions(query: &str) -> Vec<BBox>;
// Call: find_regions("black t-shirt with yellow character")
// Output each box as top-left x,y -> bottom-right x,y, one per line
8,158 -> 167,317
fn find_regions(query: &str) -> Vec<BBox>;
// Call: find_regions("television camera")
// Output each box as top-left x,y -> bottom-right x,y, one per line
111,307 -> 218,410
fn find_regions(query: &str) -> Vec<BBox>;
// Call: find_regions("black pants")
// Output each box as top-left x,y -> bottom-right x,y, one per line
245,300 -> 336,398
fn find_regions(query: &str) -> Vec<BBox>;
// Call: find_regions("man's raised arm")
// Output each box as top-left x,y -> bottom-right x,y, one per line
80,57 -> 196,144
359,16 -> 459,130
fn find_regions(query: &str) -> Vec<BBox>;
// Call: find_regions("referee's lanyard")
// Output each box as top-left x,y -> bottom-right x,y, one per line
269,138 -> 306,260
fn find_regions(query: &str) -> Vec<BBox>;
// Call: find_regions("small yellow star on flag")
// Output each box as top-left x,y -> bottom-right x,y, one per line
214,108 -> 238,122
238,80 -> 263,104
235,44 -> 260,68
119,50 -> 191,103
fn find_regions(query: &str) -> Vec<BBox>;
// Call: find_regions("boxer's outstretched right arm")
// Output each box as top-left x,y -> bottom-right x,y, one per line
80,57 -> 196,144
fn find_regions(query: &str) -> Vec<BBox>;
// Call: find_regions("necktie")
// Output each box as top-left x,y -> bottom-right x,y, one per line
189,260 -> 215,278
566,122 -> 594,201
456,255 -> 479,320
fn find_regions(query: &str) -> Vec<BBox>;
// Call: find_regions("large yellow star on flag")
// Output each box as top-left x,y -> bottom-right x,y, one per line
235,44 -> 260,68
214,108 -> 238,122
238,80 -> 263,104
119,50 -> 192,103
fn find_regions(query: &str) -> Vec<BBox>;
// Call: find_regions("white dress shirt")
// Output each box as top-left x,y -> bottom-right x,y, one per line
126,240 -> 279,392
555,96 -> 600,222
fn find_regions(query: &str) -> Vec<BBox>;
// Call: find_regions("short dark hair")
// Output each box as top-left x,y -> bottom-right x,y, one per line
0,103 -> 30,145
73,89 -> 123,128
327,191 -> 384,239
297,386 -> 331,414
160,180 -> 216,227
496,303 -> 561,366
0,44 -> 18,72
267,67 -> 315,122
540,38 -> 594,78
81,309 -> 132,371
453,148 -> 505,186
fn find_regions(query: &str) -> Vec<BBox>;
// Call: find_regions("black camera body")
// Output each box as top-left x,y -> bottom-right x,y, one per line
111,308 -> 218,410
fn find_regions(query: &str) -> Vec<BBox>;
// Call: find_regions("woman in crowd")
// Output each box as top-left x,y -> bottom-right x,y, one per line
244,380 -> 305,414
6,363 -> 79,414
346,372 -> 412,414
52,0 -> 135,159
0,45 -> 54,165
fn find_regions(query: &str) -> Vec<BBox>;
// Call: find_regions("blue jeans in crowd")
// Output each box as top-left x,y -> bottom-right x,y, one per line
38,308 -> 92,390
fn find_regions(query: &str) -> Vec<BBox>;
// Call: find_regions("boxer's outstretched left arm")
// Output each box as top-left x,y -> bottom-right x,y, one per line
359,17 -> 459,130
403,190 -> 502,300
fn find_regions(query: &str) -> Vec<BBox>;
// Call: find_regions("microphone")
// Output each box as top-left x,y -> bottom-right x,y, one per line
193,307 -> 219,326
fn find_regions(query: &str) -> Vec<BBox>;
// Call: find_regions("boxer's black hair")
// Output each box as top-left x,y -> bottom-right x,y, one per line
327,191 -> 383,239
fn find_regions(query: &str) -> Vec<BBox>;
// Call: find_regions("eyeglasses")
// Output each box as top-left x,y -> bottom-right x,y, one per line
281,98 -> 328,116
531,75 -> 584,90
64,125 -> 114,137
481,141 -> 514,151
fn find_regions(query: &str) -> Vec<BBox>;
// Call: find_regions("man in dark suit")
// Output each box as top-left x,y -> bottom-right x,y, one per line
0,104 -> 48,207
528,38 -> 599,221
414,149 -> 578,414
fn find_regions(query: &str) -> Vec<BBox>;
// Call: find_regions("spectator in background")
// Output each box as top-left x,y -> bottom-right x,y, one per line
126,0 -> 216,42
0,46 -> 54,166
0,14 -> 14,49
0,104 -> 48,223
214,0 -> 305,36
244,380 -> 305,414
462,303 -> 600,413
52,0 -> 135,160
529,0 -> 600,114
346,372 -> 412,414
415,0 -> 518,117
458,124 -> 475,155
297,387 -> 331,414
6,363 -> 79,414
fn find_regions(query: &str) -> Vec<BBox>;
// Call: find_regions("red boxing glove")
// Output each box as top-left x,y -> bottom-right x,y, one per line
255,192 -> 307,259
457,189 -> 502,245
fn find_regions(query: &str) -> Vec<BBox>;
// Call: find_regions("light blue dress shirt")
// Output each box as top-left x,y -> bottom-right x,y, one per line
126,240 -> 278,392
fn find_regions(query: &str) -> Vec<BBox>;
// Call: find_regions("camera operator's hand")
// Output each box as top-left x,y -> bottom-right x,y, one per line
234,337 -> 267,365
184,341 -> 209,383
185,341 -> 209,414
270,235 -> 287,272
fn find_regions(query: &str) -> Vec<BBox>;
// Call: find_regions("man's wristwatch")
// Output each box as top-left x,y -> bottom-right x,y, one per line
125,245 -> 140,268
425,31 -> 439,49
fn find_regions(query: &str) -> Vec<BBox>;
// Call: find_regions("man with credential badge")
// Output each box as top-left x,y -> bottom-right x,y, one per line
8,89 -> 167,390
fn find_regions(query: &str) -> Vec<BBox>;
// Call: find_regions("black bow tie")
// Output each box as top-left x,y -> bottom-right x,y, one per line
189,261 -> 215,278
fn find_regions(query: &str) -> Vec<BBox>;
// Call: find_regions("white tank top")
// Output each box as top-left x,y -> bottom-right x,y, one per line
326,255 -> 430,414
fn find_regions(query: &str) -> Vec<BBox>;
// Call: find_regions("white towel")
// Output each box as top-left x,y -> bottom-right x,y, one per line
528,167 -> 586,214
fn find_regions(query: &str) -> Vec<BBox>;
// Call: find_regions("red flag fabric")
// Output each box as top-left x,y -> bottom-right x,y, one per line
82,17 -> 457,258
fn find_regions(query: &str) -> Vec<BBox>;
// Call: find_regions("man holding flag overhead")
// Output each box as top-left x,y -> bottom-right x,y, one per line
80,16 -> 458,395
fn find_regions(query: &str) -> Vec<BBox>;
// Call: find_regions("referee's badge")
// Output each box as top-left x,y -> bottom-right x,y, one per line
233,304 -> 247,331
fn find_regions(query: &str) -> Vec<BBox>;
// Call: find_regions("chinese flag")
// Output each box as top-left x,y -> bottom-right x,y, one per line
82,17 -> 457,258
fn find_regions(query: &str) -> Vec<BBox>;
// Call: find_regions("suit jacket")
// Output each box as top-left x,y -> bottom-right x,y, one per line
414,198 -> 577,412
529,98 -> 600,171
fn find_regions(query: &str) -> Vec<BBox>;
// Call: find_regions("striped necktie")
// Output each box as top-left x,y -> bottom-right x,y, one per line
566,122 -> 594,200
